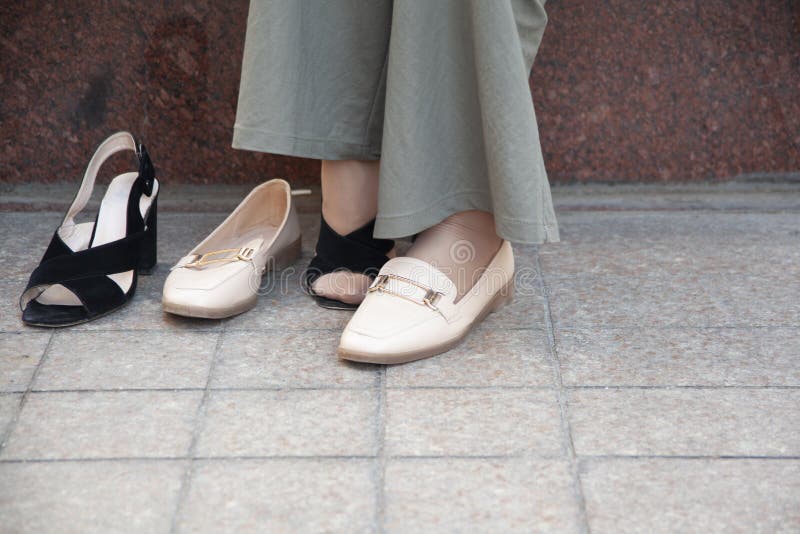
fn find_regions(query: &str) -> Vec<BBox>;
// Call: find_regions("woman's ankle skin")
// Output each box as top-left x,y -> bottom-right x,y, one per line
320,160 -> 380,234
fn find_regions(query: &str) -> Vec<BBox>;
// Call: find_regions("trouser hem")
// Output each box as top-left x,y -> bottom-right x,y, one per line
374,191 -> 560,245
232,126 -> 382,161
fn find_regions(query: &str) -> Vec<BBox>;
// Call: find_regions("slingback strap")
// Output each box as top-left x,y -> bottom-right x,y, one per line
19,229 -> 150,310
63,132 -> 154,229
303,217 -> 394,287
135,143 -> 155,196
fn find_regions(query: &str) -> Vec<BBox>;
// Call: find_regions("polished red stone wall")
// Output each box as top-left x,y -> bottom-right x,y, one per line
536,0 -> 800,182
1,1 -> 798,185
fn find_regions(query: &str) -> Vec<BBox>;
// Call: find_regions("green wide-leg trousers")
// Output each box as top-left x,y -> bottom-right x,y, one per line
233,0 -> 559,244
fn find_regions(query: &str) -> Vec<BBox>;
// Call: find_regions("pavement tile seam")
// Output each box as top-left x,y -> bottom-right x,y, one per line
169,329 -> 226,534
554,321 -> 800,329
0,332 -> 54,454
0,325 -> 540,332
564,385 -> 800,390
540,272 -> 800,284
0,453 -> 574,464
0,327 -> 225,334
579,455 -> 800,461
22,385 -> 558,393
0,394 -> 22,449
553,325 -> 800,331
25,386 -> 378,393
372,367 -> 388,532
0,457 -> 192,464
11,385 -> 799,396
3,454 -> 800,465
534,254 -> 591,533
7,325 -> 799,336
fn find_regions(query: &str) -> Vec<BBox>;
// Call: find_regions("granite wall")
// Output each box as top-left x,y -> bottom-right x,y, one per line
1,1 -> 798,185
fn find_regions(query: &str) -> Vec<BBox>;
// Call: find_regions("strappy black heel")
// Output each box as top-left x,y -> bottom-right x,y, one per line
302,217 -> 394,310
19,132 -> 160,327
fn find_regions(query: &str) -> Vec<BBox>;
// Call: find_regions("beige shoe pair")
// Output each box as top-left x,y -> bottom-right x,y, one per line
163,180 -> 514,364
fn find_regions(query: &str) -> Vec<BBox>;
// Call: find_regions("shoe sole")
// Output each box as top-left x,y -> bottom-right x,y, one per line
22,262 -> 158,328
337,277 -> 514,365
309,292 -> 360,311
162,237 -> 301,320
22,297 -> 134,328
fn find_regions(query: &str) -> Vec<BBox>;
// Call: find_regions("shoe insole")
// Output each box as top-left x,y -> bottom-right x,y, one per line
35,173 -> 158,306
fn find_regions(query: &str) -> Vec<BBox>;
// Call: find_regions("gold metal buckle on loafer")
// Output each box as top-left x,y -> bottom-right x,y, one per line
368,274 -> 443,311
184,247 -> 255,268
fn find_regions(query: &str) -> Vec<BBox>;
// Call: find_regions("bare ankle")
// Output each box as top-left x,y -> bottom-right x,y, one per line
321,160 -> 380,235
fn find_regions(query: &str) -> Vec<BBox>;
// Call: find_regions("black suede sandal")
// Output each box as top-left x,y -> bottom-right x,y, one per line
302,216 -> 394,310
19,132 -> 159,327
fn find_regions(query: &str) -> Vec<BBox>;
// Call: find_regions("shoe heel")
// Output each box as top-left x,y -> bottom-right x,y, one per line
268,236 -> 302,272
138,196 -> 158,275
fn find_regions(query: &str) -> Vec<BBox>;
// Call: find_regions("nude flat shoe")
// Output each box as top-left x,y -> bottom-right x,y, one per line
162,179 -> 302,319
337,241 -> 515,364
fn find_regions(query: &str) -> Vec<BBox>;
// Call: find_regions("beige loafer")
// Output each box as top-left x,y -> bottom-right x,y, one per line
162,179 -> 302,319
338,241 -> 515,364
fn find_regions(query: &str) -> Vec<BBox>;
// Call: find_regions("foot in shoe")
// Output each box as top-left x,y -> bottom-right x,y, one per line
406,210 -> 503,300
303,216 -> 394,309
311,270 -> 378,306
304,159 -> 394,309
310,212 -> 380,305
337,211 -> 514,364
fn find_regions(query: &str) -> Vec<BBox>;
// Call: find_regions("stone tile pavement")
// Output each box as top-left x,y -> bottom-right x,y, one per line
0,182 -> 799,532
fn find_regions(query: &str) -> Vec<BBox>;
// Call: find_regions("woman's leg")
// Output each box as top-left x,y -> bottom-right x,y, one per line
311,160 -> 383,305
371,0 -> 558,245
337,1 -> 555,363
319,160 -> 380,237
